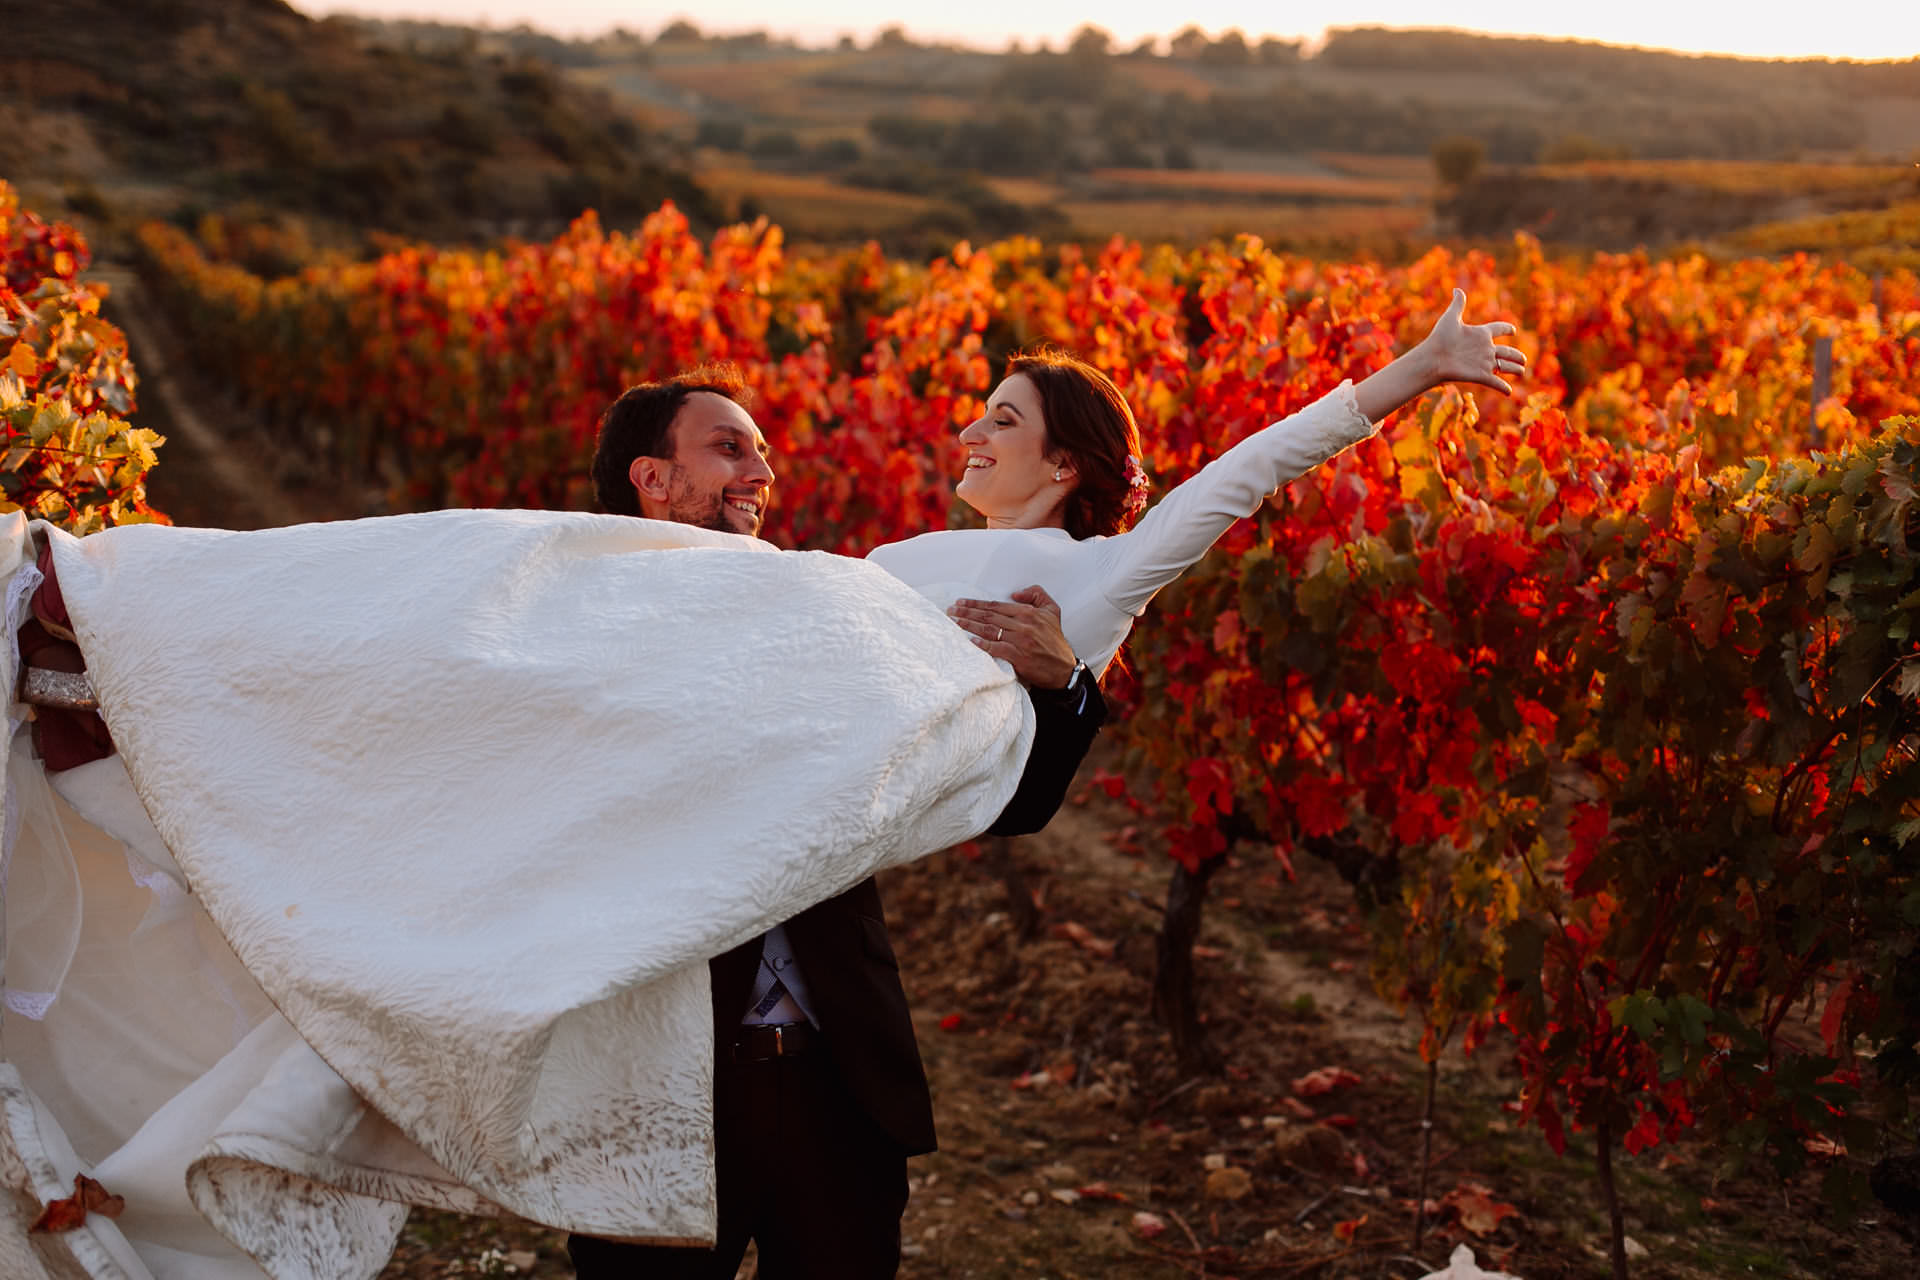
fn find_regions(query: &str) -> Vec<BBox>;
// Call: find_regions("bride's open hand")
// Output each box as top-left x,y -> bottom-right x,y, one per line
1422,288 -> 1527,395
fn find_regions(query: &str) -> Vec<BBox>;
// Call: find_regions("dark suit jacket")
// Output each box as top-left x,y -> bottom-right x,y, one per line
711,677 -> 1107,1155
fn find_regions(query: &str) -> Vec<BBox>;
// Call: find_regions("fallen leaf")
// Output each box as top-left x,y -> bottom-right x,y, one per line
1076,1182 -> 1129,1202
1050,920 -> 1116,959
1292,1065 -> 1363,1096
1279,1096 -> 1318,1120
1204,1167 -> 1253,1200
1320,1114 -> 1358,1129
30,1174 -> 125,1233
1191,944 -> 1227,960
938,1013 -> 965,1031
1048,1187 -> 1081,1205
1332,1213 -> 1368,1242
1442,1181 -> 1521,1236
1131,1211 -> 1167,1238
1803,1135 -> 1846,1158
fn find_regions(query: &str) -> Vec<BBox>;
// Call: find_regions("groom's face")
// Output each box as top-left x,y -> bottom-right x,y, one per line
633,392 -> 775,536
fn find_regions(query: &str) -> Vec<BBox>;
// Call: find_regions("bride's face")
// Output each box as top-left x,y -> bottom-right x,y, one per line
956,374 -> 1069,527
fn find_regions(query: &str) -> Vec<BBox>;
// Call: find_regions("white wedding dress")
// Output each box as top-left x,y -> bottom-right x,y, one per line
0,508 -> 1031,1279
0,380 -> 1375,1279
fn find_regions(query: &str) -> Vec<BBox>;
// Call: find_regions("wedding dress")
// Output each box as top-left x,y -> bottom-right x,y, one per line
0,508 -> 1031,1279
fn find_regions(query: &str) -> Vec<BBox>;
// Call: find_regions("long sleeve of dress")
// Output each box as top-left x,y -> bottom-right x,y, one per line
1098,381 -> 1377,618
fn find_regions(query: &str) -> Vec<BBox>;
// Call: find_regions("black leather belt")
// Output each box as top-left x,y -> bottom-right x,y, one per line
731,1022 -> 813,1061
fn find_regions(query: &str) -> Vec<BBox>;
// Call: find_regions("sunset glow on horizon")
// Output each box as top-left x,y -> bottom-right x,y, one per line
299,1 -> 1920,63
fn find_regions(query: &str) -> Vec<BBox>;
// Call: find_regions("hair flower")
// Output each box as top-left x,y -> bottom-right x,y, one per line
1122,454 -> 1150,519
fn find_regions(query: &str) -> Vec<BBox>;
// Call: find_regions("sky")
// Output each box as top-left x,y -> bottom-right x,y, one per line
299,1 -> 1920,62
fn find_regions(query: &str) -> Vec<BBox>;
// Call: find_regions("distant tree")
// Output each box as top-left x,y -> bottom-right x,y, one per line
1200,30 -> 1252,66
995,43 -> 1112,101
1069,25 -> 1113,61
1123,36 -> 1160,59
1257,36 -> 1303,64
656,19 -> 701,43
1163,140 -> 1195,169
1103,136 -> 1153,168
1169,26 -> 1209,60
874,25 -> 914,50
837,34 -> 857,52
1431,134 -> 1486,185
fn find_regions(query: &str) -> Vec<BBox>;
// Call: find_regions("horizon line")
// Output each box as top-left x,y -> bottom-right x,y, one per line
310,11 -> 1920,67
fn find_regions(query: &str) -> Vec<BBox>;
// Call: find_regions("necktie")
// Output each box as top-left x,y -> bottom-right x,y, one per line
750,955 -> 791,1018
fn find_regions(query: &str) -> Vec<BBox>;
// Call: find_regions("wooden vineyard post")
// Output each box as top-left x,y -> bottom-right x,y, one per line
1810,335 -> 1833,448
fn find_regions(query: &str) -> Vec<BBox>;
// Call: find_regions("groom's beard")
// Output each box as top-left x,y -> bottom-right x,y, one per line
665,468 -> 759,536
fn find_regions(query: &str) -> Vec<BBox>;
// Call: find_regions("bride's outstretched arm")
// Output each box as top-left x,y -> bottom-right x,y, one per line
1353,288 -> 1525,423
1098,288 -> 1524,618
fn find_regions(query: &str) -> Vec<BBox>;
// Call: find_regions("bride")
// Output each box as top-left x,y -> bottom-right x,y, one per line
874,288 -> 1524,671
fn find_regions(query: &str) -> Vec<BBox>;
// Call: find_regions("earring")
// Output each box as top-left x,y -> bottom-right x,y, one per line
1053,468 -> 1064,481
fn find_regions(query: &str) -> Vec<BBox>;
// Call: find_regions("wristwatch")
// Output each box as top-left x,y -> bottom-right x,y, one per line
1060,659 -> 1090,694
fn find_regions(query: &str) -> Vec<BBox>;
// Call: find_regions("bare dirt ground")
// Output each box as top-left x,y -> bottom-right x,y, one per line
105,273 -> 1920,1280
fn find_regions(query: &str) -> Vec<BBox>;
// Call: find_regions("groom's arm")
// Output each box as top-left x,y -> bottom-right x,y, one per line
957,587 -> 1107,837
987,669 -> 1106,836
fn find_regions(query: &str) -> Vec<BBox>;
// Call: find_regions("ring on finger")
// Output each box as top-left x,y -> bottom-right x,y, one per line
996,626 -> 1005,641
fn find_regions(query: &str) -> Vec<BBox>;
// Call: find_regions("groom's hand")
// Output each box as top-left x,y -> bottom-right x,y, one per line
948,585 -> 1080,690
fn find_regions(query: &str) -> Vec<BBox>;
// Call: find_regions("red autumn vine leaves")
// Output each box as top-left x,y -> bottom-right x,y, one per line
115,194 -> 1920,1200
0,182 -> 164,532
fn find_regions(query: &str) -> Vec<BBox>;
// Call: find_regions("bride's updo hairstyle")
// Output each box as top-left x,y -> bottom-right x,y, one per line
1006,348 -> 1145,540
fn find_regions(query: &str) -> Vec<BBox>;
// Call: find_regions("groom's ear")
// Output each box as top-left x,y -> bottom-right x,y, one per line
629,455 -> 671,506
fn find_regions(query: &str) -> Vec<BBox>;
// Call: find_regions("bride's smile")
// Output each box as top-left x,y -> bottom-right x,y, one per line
954,373 -> 1073,530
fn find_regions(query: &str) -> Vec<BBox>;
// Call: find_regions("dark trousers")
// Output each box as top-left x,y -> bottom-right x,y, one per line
567,1042 -> 910,1279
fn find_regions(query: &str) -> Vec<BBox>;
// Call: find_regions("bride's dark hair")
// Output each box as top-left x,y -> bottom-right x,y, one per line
1005,348 -> 1145,540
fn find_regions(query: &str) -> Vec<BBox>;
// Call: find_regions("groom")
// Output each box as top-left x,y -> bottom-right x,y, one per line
569,367 -> 1105,1279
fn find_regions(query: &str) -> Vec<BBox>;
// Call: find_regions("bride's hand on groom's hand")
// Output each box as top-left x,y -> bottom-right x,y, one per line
948,585 -> 1080,690
1422,287 -> 1528,395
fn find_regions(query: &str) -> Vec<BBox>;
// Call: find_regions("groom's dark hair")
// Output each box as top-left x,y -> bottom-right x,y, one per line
591,364 -> 753,516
